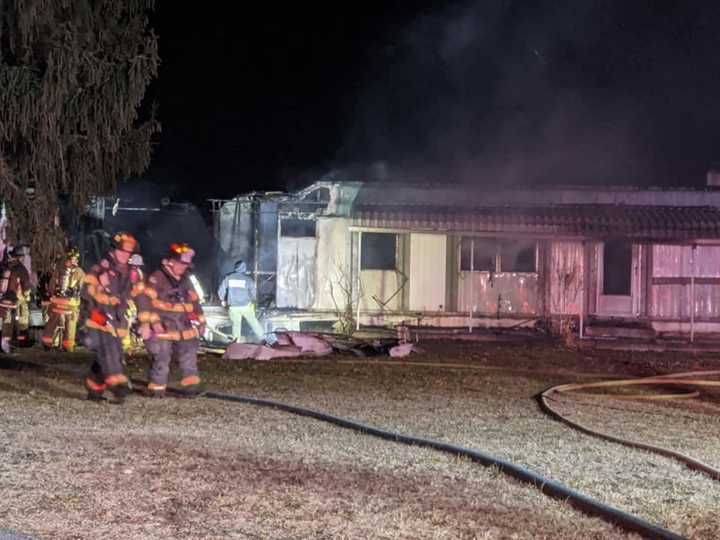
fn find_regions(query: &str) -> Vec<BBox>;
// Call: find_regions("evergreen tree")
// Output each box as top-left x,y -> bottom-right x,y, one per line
0,0 -> 159,270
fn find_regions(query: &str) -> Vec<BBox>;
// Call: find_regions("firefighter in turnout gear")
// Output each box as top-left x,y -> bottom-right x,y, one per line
0,244 -> 32,353
136,243 -> 206,398
80,232 -> 144,402
41,246 -> 85,351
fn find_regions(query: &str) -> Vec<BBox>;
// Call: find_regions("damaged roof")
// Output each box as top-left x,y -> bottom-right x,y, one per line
351,204 -> 720,241
352,183 -> 720,208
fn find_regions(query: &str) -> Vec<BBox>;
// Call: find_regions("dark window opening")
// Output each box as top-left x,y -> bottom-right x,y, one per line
361,233 -> 396,270
603,240 -> 632,295
500,240 -> 536,272
460,238 -> 496,271
280,218 -> 316,237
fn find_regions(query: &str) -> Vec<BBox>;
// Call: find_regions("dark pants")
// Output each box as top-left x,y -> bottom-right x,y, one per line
84,328 -> 125,384
146,338 -> 199,386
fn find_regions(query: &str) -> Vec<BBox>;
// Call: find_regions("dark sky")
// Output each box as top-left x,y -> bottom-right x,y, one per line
144,1 -> 720,204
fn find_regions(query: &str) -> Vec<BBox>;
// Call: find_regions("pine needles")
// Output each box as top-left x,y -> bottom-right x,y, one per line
0,0 -> 160,271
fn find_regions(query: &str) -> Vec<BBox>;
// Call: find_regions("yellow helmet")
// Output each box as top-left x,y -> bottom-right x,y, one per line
111,232 -> 139,254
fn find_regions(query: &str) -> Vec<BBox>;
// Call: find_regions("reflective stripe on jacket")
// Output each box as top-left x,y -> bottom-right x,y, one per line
217,271 -> 255,306
81,255 -> 144,335
136,267 -> 205,341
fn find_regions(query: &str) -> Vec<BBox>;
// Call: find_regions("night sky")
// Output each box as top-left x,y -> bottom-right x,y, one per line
144,1 -> 720,205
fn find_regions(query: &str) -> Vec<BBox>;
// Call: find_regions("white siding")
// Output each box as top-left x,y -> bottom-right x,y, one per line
276,237 -> 316,308
650,244 -> 720,320
359,270 -> 402,311
313,218 -> 352,311
409,234 -> 446,312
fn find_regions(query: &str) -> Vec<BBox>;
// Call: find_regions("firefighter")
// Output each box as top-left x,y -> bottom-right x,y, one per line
0,243 -> 32,353
122,253 -> 145,354
80,232 -> 144,402
41,246 -> 85,352
136,243 -> 206,398
217,260 -> 267,343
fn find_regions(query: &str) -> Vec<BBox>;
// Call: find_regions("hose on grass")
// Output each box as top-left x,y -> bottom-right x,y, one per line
540,371 -> 720,481
0,356 -> 689,539
189,386 -> 686,540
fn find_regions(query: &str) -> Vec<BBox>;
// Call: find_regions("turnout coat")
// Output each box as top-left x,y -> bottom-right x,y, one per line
136,267 -> 205,341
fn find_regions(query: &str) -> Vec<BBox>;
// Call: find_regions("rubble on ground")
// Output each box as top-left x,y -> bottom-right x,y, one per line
220,331 -> 423,360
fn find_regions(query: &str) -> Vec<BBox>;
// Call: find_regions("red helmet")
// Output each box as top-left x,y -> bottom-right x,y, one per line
167,242 -> 195,265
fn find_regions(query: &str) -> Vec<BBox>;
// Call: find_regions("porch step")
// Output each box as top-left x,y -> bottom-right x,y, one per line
584,324 -> 655,340
582,337 -> 720,353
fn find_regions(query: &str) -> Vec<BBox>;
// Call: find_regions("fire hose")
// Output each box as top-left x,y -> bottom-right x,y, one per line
157,358 -> 719,537
0,357 -> 691,539
188,387 -> 685,539
540,371 -> 720,481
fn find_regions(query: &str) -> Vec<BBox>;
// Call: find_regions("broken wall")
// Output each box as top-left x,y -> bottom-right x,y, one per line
548,241 -> 585,315
313,217 -> 352,311
276,236 -> 316,308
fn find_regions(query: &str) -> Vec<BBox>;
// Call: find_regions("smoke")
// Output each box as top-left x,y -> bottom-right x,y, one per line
333,1 -> 691,187
97,180 -> 216,289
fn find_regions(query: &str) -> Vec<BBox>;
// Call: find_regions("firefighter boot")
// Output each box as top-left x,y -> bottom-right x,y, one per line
177,375 -> 203,398
85,378 -> 107,402
105,374 -> 131,404
146,383 -> 166,399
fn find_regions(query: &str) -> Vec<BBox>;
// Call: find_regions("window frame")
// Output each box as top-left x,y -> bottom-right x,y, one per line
499,238 -> 538,273
459,237 -> 538,274
459,237 -> 497,272
360,232 -> 398,271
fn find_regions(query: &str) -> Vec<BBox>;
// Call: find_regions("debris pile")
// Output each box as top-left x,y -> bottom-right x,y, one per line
220,331 -> 423,360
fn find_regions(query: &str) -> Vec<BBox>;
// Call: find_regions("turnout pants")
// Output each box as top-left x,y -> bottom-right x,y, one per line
84,328 -> 125,386
146,338 -> 199,387
41,303 -> 80,351
0,308 -> 12,340
229,305 -> 265,343
2,298 -> 29,340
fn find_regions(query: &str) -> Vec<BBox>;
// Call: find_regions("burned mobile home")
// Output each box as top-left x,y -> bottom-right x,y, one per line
212,179 -> 720,344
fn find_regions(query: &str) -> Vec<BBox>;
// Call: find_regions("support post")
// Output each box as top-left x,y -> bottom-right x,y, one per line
468,238 -> 474,332
356,231 -> 362,332
690,244 -> 696,344
579,242 -> 585,340
253,198 -> 260,301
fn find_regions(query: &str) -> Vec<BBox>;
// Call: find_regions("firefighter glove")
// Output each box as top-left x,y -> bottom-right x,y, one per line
90,308 -> 108,326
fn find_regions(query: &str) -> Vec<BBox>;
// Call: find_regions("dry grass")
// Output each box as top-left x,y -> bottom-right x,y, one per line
1,341 -> 719,539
